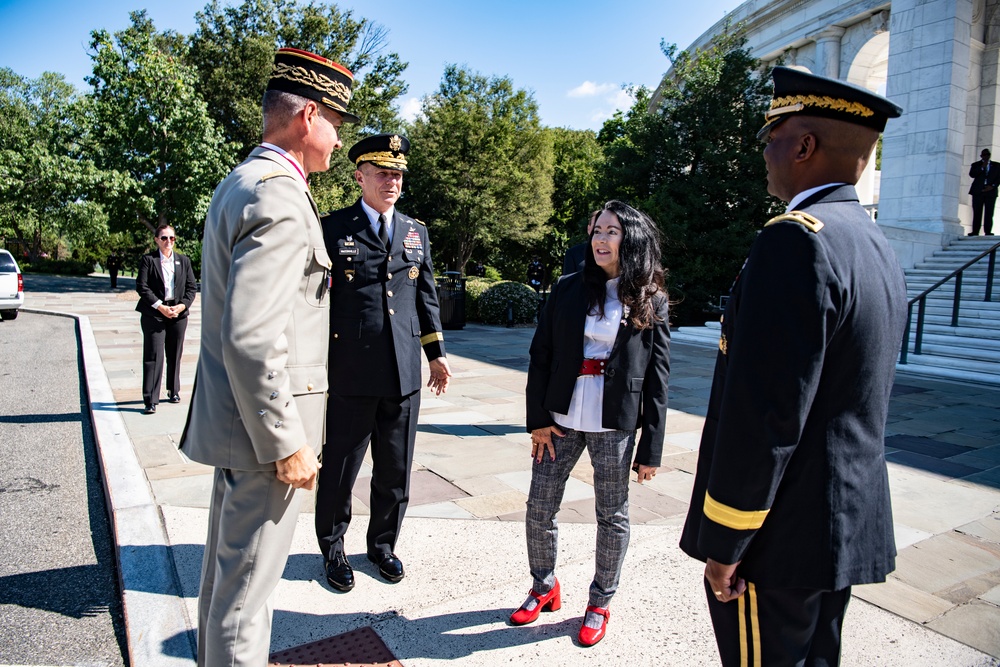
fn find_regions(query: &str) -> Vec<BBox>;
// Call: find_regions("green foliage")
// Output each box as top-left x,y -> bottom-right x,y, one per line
477,280 -> 540,325
85,11 -> 233,240
465,274 -> 500,322
598,27 -> 780,324
404,65 -> 554,273
187,0 -> 409,210
0,69 -> 125,261
548,126 -> 602,242
21,258 -> 94,275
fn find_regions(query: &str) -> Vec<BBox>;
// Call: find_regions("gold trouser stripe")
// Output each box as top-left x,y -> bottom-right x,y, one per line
704,492 -> 769,530
737,583 -> 761,667
749,583 -> 761,666
738,592 -> 748,667
420,332 -> 444,346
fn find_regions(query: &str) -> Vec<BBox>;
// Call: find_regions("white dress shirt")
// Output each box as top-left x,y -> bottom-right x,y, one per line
152,250 -> 175,309
360,198 -> 395,245
551,277 -> 623,433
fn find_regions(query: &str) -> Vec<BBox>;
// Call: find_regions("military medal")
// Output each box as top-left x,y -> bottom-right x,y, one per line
403,229 -> 422,251
408,266 -> 419,280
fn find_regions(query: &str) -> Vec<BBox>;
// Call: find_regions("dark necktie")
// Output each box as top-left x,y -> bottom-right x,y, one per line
378,214 -> 389,248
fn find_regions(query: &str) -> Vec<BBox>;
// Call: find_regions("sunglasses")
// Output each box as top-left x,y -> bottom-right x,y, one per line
159,236 -> 176,242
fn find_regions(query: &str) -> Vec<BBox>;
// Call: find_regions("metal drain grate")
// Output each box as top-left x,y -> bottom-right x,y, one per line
269,625 -> 403,666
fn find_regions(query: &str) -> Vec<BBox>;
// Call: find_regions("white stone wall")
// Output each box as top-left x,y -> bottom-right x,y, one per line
665,0 -> 1000,269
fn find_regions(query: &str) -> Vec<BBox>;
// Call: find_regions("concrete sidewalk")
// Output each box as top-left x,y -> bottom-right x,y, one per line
24,273 -> 1000,666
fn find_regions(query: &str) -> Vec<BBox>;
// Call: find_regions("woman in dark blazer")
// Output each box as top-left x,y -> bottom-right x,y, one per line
136,224 -> 197,413
511,200 -> 670,646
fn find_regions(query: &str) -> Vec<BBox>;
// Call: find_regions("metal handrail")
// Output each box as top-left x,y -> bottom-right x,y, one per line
899,239 -> 1000,364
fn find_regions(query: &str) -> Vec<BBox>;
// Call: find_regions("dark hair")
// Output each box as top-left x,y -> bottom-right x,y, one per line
154,223 -> 174,237
584,200 -> 666,330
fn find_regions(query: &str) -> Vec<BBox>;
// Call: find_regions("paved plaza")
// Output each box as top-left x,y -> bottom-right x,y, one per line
19,273 -> 1000,665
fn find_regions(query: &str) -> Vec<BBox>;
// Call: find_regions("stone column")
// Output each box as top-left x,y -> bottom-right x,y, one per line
810,26 -> 846,79
878,0 -> 974,269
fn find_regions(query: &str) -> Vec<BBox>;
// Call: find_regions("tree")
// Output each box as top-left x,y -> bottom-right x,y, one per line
85,11 -> 232,242
187,0 -> 409,210
0,68 -> 126,262
598,27 -> 780,324
404,65 -> 554,274
544,126 -> 603,278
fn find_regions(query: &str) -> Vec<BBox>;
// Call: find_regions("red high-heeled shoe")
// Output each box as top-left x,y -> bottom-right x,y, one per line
509,578 -> 561,626
577,605 -> 610,646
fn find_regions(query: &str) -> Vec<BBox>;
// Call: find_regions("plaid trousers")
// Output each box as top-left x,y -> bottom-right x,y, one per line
525,427 -> 635,608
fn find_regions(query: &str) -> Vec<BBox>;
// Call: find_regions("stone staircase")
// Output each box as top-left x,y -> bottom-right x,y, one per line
672,236 -> 1000,386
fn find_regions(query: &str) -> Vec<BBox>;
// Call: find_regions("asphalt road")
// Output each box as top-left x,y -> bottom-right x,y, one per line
0,312 -> 127,666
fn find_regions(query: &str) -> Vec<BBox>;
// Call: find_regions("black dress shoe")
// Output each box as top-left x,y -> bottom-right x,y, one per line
169,394 -> 181,403
325,552 -> 355,592
368,552 -> 404,583
144,404 -> 156,414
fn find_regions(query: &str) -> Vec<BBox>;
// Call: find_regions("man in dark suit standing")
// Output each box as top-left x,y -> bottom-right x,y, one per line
969,148 -> 1000,235
135,224 -> 197,414
679,67 -> 906,665
316,134 -> 451,591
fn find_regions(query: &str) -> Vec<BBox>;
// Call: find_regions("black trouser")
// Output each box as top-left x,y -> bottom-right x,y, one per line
315,390 -> 420,560
704,578 -> 851,667
971,193 -> 996,235
140,309 -> 188,406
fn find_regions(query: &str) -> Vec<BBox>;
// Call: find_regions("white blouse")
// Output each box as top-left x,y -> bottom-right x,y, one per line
551,278 -> 623,433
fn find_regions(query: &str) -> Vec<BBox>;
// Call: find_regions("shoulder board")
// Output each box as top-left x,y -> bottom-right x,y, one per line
764,210 -> 824,233
413,218 -> 426,226
259,171 -> 294,183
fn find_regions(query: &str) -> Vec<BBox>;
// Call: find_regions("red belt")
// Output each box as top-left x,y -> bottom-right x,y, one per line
579,358 -> 608,376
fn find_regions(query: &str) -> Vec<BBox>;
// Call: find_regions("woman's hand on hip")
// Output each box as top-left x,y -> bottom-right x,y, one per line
530,425 -> 564,463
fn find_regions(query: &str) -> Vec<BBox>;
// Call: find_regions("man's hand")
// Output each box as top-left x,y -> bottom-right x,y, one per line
427,357 -> 452,395
705,558 -> 746,603
275,446 -> 321,491
633,464 -> 658,484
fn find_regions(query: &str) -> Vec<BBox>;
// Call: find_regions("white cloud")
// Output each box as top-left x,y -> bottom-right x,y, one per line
588,88 -> 637,125
399,96 -> 423,123
567,81 -> 619,98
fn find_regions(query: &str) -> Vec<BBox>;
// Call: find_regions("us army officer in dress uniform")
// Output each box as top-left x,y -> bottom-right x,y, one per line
679,67 -> 906,666
315,134 -> 451,592
180,47 -> 357,666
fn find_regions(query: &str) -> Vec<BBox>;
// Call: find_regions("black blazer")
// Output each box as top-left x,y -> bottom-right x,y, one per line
135,250 -> 197,321
322,199 -> 445,397
969,159 -> 1000,196
525,272 -> 670,466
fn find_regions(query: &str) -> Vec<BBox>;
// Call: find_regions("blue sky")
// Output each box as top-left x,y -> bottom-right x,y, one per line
0,0 -> 743,130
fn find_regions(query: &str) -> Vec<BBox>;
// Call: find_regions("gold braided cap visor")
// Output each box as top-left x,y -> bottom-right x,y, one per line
757,95 -> 879,141
766,94 -> 876,120
355,151 -> 408,170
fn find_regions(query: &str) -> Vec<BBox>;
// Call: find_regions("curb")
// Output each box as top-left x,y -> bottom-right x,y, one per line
26,307 -> 196,665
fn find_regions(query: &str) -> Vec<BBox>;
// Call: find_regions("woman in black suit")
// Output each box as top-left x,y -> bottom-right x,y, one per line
511,200 -> 671,646
136,224 -> 197,413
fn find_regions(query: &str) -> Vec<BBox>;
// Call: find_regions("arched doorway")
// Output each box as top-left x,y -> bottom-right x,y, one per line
846,32 -> 891,211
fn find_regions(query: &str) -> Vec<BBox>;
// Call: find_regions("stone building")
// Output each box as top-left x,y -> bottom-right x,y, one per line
668,0 -> 1000,269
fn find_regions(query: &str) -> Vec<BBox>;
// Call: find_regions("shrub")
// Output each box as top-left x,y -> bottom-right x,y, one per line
464,277 -> 494,321
22,258 -> 94,275
478,280 -> 540,325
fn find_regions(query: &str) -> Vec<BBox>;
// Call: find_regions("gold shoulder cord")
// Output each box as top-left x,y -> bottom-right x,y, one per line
764,210 -> 824,233
259,171 -> 294,183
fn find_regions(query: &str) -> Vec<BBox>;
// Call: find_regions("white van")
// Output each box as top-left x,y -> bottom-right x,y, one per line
0,249 -> 24,320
